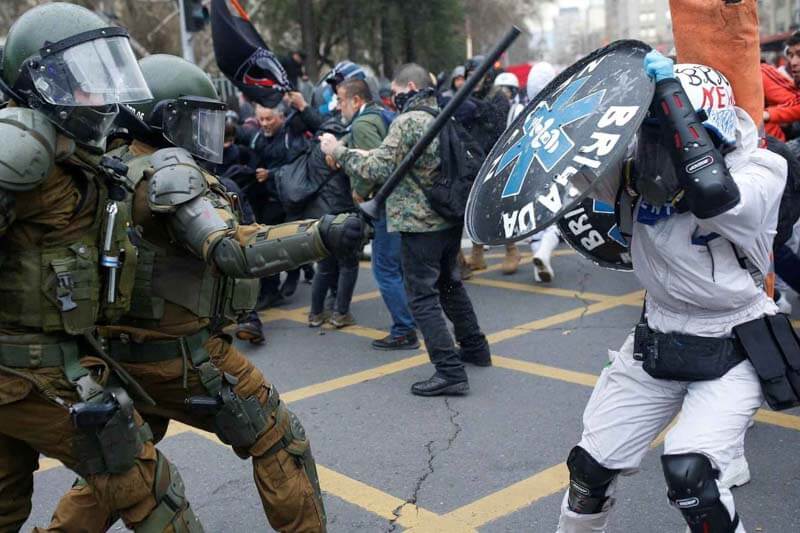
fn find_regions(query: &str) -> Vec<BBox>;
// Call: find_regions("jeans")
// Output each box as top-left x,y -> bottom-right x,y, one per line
401,225 -> 488,382
372,214 -> 416,337
310,253 -> 359,315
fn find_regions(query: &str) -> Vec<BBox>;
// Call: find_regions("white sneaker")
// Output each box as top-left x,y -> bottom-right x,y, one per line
533,254 -> 554,283
719,454 -> 751,489
776,293 -> 793,315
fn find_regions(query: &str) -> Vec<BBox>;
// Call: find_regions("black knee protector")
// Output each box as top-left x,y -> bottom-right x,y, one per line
661,453 -> 738,533
566,446 -> 619,514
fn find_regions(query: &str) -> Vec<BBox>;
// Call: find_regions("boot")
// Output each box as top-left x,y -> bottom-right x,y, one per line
458,251 -> 473,280
468,243 -> 487,271
533,229 -> 559,283
502,244 -> 521,275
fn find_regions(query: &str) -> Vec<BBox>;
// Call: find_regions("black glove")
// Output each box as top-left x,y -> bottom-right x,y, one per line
319,213 -> 370,256
0,188 -> 16,231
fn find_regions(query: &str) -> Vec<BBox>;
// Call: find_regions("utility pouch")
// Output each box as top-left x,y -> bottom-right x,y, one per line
733,315 -> 800,411
634,322 -> 745,381
71,387 -> 147,475
43,242 -> 101,335
220,277 -> 258,324
213,375 -> 268,448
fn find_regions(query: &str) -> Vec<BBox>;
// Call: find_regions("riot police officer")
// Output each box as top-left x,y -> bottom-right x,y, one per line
47,54 -> 366,533
0,4 -> 201,532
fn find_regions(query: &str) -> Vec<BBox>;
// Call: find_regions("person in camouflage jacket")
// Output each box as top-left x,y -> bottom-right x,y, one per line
321,63 -> 491,397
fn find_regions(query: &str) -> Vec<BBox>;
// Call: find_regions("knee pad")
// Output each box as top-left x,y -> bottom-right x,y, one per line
565,446 -> 619,514
661,453 -> 738,533
135,452 -> 203,533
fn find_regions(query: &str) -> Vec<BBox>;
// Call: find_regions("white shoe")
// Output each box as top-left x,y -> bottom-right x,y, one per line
776,293 -> 793,315
719,454 -> 751,489
533,254 -> 554,283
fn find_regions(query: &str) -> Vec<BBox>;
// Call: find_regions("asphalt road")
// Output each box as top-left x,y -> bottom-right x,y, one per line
24,245 -> 800,532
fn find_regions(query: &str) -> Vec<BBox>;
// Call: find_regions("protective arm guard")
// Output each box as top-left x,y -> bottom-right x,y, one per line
169,194 -> 330,278
211,219 -> 330,279
650,79 -> 740,219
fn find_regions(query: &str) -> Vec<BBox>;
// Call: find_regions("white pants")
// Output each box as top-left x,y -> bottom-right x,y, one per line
530,225 -> 559,255
556,334 -> 762,533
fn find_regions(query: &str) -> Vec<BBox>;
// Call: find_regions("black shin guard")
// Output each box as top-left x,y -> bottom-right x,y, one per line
662,453 -> 738,533
566,446 -> 619,514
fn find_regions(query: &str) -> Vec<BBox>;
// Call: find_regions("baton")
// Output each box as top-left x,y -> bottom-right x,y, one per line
358,26 -> 522,220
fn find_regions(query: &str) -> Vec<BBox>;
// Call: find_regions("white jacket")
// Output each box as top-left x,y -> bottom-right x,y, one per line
631,108 -> 786,337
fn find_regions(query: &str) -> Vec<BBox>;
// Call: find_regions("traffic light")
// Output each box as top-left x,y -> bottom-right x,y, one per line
183,0 -> 209,32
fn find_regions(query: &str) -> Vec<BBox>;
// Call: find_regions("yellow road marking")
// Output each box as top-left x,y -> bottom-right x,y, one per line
493,357 -> 599,387
318,466 -> 477,532
486,291 -> 644,345
753,409 -> 800,431
467,277 -> 637,304
442,463 -> 569,528
282,354 -> 429,403
482,249 -> 577,260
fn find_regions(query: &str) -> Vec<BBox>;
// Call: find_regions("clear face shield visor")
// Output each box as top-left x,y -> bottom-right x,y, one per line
27,28 -> 151,107
161,96 -> 226,164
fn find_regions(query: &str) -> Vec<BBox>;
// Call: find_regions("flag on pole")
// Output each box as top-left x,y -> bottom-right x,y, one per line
210,0 -> 292,107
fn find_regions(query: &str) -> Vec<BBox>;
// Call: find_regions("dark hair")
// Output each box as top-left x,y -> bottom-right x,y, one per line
338,78 -> 373,102
393,63 -> 432,90
224,121 -> 236,142
786,31 -> 800,50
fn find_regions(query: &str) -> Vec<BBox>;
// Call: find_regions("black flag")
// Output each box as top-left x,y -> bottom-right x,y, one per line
210,0 -> 292,107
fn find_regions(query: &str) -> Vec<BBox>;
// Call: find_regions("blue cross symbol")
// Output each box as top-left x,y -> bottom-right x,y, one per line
497,77 -> 605,199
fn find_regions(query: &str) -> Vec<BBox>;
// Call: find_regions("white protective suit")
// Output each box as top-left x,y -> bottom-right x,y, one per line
556,108 -> 787,533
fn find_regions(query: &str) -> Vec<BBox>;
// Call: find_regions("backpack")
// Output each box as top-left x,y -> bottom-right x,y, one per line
360,106 -> 396,132
274,145 -> 337,213
765,136 -> 800,250
408,106 -> 485,223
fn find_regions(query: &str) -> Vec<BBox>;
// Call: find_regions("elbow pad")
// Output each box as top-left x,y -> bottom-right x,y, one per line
211,220 -> 330,278
650,79 -> 740,219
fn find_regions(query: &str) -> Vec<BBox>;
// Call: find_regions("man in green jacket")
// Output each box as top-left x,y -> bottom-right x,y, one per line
321,63 -> 491,396
334,78 -> 420,350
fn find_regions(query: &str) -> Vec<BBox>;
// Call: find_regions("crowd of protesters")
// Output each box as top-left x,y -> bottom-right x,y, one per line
214,50 -> 563,383
216,36 -> 800,394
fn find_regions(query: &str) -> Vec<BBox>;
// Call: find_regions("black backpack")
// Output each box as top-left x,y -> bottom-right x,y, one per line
408,106 -> 485,223
765,136 -> 800,250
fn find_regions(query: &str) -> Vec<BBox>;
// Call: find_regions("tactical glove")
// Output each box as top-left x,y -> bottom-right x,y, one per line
318,213 -> 370,257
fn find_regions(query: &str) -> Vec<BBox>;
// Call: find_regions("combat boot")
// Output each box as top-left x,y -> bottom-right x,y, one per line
502,244 -> 521,275
468,243 -> 487,271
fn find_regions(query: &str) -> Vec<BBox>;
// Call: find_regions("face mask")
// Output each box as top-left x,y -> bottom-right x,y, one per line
393,89 -> 418,112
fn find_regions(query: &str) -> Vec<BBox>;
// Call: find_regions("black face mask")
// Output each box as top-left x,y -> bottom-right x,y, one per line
392,89 -> 418,112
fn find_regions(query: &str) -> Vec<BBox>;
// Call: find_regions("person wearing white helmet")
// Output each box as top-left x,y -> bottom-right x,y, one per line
556,51 -> 787,533
494,71 -> 524,126
525,62 -> 561,283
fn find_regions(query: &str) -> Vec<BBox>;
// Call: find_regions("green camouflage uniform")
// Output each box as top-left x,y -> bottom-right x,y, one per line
333,95 -> 453,233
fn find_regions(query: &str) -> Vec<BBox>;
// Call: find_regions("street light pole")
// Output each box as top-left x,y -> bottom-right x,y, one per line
178,0 -> 196,63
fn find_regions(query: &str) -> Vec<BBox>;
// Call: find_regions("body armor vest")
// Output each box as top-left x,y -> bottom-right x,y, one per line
0,154 -> 138,335
108,144 -> 257,330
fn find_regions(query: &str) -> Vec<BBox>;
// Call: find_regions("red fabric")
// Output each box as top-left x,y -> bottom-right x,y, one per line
761,63 -> 800,140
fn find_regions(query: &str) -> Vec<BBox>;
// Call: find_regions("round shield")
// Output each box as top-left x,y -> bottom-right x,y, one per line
557,198 -> 632,271
465,40 -> 654,245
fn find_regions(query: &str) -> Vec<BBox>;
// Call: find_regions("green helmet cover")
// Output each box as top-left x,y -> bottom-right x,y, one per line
2,3 -> 108,88
132,54 -> 220,121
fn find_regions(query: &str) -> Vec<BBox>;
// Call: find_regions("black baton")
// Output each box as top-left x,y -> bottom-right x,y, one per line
358,26 -> 522,220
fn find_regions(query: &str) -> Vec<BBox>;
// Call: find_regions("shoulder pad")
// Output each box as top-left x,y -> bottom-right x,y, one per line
147,147 -> 209,213
0,107 -> 57,191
